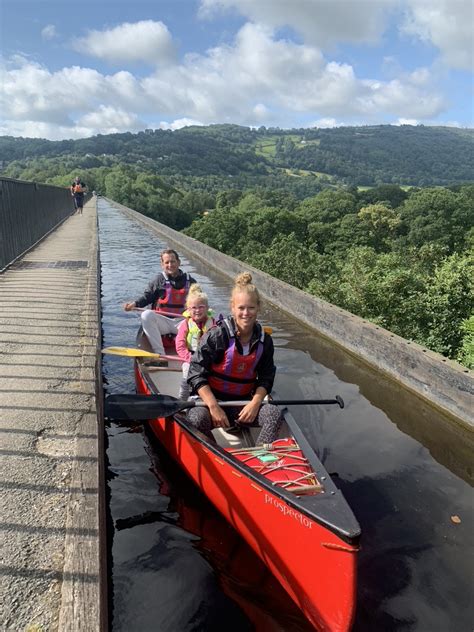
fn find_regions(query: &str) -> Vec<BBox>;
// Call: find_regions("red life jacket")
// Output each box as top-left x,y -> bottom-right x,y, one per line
73,183 -> 84,194
154,274 -> 190,315
207,319 -> 265,397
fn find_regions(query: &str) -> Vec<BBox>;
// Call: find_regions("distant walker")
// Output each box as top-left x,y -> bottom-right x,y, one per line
70,176 -> 86,215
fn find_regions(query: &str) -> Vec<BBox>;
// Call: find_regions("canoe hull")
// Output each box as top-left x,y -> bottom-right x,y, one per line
135,364 -> 358,631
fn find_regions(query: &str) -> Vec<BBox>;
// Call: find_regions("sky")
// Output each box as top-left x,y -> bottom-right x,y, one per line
1,0 -> 473,140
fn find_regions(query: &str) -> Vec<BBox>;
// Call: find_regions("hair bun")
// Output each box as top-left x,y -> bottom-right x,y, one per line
188,283 -> 203,295
235,272 -> 252,286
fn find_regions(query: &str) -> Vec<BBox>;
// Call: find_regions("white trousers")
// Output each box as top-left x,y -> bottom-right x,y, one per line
141,309 -> 182,354
179,362 -> 191,399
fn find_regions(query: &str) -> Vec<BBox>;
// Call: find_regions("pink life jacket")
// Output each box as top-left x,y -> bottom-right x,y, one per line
207,318 -> 265,397
154,274 -> 190,315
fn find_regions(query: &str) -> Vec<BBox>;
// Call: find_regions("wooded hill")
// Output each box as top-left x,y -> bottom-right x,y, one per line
1,124 -> 472,187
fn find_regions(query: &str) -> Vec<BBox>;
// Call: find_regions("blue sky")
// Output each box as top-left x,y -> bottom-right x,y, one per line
1,0 -> 472,140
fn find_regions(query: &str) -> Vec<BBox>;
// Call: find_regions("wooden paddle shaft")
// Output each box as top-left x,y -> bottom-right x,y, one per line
132,307 -> 183,319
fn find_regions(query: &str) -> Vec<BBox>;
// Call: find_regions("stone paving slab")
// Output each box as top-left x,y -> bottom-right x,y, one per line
0,201 -> 104,631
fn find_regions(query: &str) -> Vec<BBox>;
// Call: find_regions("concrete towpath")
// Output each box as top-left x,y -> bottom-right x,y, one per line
0,200 -> 105,631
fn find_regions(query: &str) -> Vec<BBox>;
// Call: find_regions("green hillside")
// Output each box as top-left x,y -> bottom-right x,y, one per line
1,124 -> 472,186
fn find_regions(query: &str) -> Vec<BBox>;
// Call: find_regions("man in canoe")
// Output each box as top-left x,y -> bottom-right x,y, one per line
186,272 -> 283,445
123,248 -> 196,354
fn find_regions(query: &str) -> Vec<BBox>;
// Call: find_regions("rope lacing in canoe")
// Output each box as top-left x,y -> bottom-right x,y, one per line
228,444 -> 323,494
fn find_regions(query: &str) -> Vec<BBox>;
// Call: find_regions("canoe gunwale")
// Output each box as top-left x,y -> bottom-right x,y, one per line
136,352 -> 361,546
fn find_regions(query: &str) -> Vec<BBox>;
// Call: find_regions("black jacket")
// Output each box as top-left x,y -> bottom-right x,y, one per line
187,317 -> 276,399
134,270 -> 196,309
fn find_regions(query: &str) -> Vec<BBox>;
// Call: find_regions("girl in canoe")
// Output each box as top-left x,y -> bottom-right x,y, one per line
123,249 -> 196,354
187,272 -> 283,445
175,283 -> 216,399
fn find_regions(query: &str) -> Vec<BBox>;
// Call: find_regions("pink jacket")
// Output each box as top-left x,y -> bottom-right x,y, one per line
176,315 -> 216,362
176,319 -> 193,362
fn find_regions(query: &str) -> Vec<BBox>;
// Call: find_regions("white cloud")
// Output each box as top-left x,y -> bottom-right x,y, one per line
0,120 -> 95,140
199,0 -> 396,47
41,24 -> 57,41
442,119 -> 463,128
78,105 -> 144,132
310,118 -> 343,128
158,118 -> 205,130
140,22 -> 444,125
72,20 -> 176,65
361,75 -> 445,119
0,57 -> 144,124
253,103 -> 269,121
0,105 -> 145,141
402,0 -> 473,70
396,117 -> 419,125
144,23 -> 444,122
0,18 -> 454,139
201,0 -> 473,72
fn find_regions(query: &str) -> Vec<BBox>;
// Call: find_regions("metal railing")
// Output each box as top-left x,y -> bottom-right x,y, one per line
0,177 -> 82,271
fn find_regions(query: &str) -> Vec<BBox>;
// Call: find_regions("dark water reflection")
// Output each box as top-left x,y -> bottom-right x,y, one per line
99,200 -> 473,632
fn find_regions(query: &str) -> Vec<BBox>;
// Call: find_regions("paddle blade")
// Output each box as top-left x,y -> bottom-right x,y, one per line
105,394 -> 194,420
102,346 -> 161,359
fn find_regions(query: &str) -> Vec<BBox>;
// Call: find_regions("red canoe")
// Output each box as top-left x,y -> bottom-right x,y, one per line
133,329 -> 360,631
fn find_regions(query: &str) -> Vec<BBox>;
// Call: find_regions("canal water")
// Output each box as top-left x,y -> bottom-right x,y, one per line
99,200 -> 473,631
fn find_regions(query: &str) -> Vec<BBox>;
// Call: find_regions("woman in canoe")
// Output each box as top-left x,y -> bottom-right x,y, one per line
123,248 -> 196,354
175,283 -> 216,399
187,272 -> 283,445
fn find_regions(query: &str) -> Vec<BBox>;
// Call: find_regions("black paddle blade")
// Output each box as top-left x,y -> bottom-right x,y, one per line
104,393 -> 345,422
104,394 -> 195,420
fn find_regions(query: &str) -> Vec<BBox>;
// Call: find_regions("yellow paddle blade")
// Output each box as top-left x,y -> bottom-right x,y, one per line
102,346 -> 161,358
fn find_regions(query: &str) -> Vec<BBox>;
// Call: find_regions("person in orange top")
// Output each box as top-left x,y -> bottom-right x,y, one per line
70,176 -> 86,214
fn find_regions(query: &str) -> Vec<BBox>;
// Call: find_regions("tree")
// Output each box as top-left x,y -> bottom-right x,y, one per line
298,189 -> 357,223
216,190 -> 243,210
245,207 -> 307,247
245,233 -> 323,289
357,203 -> 401,251
457,316 -> 474,369
420,252 -> 473,357
399,187 -> 473,252
357,184 -> 408,208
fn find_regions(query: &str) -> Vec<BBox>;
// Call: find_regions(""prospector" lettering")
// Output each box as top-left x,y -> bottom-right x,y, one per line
264,493 -> 313,529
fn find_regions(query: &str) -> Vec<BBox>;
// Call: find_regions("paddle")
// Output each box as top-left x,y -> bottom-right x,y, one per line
132,309 -> 274,333
132,307 -> 183,318
102,347 -> 182,362
105,393 -> 344,421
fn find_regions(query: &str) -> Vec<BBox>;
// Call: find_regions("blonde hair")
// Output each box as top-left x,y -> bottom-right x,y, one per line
186,283 -> 209,308
231,272 -> 260,306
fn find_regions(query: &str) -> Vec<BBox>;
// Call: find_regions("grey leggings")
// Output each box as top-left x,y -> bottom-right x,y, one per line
187,403 -> 282,445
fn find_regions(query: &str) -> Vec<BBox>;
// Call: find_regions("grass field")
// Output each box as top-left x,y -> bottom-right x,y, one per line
281,167 -> 334,179
254,134 -> 319,157
357,184 -> 414,191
